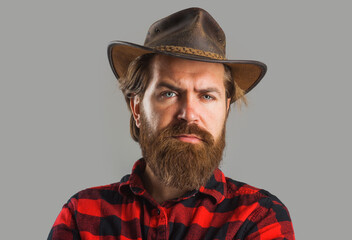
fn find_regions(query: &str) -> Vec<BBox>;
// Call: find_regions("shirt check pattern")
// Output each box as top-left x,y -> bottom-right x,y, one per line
48,159 -> 295,239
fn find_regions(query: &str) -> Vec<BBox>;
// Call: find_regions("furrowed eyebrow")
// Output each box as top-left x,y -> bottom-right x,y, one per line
156,82 -> 222,96
156,82 -> 183,92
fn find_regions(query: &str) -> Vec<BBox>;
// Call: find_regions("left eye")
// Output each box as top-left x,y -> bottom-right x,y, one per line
202,95 -> 213,100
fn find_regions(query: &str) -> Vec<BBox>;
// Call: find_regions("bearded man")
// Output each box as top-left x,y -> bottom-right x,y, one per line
48,8 -> 295,240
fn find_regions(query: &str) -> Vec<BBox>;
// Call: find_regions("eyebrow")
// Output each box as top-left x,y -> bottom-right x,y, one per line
156,82 -> 222,96
156,82 -> 183,93
196,87 -> 222,96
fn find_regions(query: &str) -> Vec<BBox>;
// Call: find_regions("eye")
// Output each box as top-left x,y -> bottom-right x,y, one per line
202,94 -> 215,101
162,91 -> 177,98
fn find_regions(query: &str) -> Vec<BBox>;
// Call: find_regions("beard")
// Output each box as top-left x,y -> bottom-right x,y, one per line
138,113 -> 226,191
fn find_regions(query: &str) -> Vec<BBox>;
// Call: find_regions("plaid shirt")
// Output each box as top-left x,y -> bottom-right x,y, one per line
48,159 -> 295,239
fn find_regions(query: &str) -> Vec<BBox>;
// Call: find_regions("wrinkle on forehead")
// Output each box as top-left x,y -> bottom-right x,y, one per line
151,54 -> 225,89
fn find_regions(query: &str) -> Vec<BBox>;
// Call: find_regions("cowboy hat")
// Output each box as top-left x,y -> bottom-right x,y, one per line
108,7 -> 267,102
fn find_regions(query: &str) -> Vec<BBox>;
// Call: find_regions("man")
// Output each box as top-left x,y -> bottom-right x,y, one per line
48,8 -> 295,240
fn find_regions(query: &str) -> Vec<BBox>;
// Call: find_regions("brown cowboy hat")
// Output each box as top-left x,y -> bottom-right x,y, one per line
108,7 -> 267,102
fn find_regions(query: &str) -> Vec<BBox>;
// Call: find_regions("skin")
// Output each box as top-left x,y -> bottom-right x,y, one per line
130,55 -> 231,203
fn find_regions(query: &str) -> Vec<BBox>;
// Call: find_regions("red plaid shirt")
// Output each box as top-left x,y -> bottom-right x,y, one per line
48,159 -> 295,239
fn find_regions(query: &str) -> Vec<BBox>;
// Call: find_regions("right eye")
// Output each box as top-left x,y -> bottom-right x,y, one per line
162,91 -> 177,98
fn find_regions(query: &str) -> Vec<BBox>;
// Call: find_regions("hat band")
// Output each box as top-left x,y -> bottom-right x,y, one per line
153,45 -> 225,60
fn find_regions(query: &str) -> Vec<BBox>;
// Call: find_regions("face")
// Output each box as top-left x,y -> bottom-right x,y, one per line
132,55 -> 230,142
131,55 -> 231,190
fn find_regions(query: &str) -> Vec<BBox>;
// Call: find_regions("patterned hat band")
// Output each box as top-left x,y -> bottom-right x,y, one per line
152,45 -> 226,60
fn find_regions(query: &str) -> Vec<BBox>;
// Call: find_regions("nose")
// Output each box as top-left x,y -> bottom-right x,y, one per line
177,95 -> 199,123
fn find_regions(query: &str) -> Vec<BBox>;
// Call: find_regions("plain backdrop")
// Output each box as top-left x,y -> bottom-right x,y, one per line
1,1 -> 351,239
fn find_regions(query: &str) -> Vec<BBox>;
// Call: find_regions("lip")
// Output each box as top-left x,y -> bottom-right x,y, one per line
173,134 -> 203,143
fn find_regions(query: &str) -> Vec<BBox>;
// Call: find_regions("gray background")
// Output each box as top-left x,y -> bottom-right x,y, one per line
1,0 -> 351,239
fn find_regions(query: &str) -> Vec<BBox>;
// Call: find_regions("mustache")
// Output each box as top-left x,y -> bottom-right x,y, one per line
157,121 -> 215,145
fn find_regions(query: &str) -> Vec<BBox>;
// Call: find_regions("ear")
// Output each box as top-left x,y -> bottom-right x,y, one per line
130,95 -> 141,128
226,98 -> 231,112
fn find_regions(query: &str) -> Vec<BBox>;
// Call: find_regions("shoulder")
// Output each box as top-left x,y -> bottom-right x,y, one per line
226,177 -> 286,203
223,178 -> 294,238
224,177 -> 292,221
65,175 -> 132,209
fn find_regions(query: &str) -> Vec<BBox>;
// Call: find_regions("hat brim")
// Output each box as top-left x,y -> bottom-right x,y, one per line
108,41 -> 267,101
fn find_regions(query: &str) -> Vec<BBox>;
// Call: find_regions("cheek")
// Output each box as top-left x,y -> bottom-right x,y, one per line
142,100 -> 177,131
202,104 -> 227,136
155,106 -> 178,129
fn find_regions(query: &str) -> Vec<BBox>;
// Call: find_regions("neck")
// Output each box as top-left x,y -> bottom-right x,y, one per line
142,164 -> 189,204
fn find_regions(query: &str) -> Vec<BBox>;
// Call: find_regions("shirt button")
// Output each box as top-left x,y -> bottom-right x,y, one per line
157,209 -> 160,215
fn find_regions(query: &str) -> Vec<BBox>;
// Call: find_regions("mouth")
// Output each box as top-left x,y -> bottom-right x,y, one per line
173,134 -> 203,144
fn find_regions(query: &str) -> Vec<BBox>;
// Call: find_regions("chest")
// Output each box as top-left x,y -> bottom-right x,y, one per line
75,198 -> 252,240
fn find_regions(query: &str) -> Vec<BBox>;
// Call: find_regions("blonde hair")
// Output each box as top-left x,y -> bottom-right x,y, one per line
223,65 -> 247,108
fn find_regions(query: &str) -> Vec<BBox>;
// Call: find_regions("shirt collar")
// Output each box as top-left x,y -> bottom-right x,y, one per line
119,158 -> 227,205
119,158 -> 147,196
199,168 -> 227,204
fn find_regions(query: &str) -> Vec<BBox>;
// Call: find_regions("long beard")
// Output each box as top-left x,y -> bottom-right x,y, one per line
139,115 -> 226,191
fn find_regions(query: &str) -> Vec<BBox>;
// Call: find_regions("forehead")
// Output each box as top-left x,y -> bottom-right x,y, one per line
150,54 -> 225,87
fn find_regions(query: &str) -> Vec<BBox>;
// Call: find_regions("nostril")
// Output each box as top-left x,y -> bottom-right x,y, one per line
177,108 -> 198,123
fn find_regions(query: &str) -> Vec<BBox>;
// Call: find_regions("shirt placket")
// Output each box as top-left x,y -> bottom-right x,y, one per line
148,206 -> 168,240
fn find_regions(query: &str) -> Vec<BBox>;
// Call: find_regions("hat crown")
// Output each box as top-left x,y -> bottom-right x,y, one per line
144,8 -> 226,58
